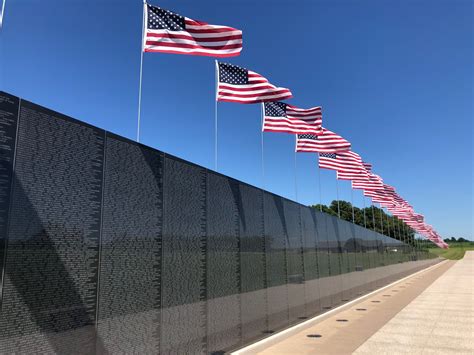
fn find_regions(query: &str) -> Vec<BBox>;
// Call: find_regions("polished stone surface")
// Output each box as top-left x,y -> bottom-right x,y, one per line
0,91 -> 441,354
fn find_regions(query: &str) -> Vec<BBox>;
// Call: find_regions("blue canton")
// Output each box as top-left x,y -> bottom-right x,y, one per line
218,62 -> 248,85
147,4 -> 185,31
264,102 -> 287,117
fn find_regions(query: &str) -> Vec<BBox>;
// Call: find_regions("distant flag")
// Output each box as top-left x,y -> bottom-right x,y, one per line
363,189 -> 393,204
319,151 -> 369,178
352,173 -> 384,190
263,102 -> 322,135
144,4 -> 243,57
216,62 -> 292,103
335,151 -> 370,180
362,162 -> 372,172
296,128 -> 351,153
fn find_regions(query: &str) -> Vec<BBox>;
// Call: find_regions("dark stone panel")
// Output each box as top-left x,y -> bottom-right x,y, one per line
97,134 -> 162,354
370,230 -> 384,288
0,92 -> 441,353
264,193 -> 289,332
161,157 -> 206,354
337,221 -> 357,301
313,210 -> 331,309
326,216 -> 343,306
206,172 -> 240,353
349,223 -> 364,297
358,225 -> 376,292
0,100 -> 104,353
0,92 -> 19,297
239,184 -> 267,344
300,207 -> 321,316
284,200 -> 305,323
338,221 -> 354,273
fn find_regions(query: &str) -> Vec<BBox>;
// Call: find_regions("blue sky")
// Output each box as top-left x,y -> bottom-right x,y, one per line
1,0 -> 472,239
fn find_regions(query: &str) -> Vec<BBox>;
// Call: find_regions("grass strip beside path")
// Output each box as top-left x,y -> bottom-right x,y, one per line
428,242 -> 474,260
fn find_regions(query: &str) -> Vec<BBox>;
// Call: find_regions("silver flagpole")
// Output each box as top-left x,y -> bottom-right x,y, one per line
350,186 -> 355,223
386,209 -> 391,238
317,156 -> 323,212
0,0 -> 6,29
294,137 -> 298,202
362,195 -> 367,228
214,60 -> 219,171
379,205 -> 384,235
336,177 -> 341,218
136,0 -> 147,142
261,103 -> 265,189
371,201 -> 376,231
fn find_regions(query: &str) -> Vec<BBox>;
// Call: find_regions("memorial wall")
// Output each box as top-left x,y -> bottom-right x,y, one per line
0,91 -> 439,354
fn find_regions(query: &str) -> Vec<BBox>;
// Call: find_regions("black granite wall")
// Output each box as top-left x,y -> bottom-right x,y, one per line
0,91 -> 439,354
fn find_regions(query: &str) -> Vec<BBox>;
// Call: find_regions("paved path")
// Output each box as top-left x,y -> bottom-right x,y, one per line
354,251 -> 474,354
234,254 -> 474,354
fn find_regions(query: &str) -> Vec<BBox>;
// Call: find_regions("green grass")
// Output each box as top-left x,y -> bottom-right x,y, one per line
428,242 -> 474,260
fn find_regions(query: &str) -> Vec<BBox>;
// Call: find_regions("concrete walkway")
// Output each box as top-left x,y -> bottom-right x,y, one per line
354,251 -> 474,354
234,253 -> 474,354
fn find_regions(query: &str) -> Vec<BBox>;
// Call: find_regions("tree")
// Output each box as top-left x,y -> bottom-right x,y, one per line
310,204 -> 337,216
310,200 -> 416,246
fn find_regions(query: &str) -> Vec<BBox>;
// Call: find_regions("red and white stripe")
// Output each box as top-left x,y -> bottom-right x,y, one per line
319,151 -> 368,176
296,128 -> 351,153
217,70 -> 292,103
362,162 -> 372,172
144,18 -> 242,57
263,105 -> 322,135
352,174 -> 384,190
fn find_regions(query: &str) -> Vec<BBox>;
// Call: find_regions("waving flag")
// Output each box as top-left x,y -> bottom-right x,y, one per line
263,102 -> 322,135
144,4 -> 243,57
319,151 -> 368,179
336,152 -> 369,180
217,62 -> 292,103
364,189 -> 394,204
352,174 -> 384,190
296,128 -> 351,153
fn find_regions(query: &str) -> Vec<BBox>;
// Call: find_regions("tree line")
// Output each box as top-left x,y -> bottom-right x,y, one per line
310,200 -> 416,246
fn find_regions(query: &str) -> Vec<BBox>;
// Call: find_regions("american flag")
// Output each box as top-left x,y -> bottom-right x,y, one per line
319,151 -> 369,178
364,189 -> 394,204
352,173 -> 384,190
296,128 -> 351,153
263,102 -> 322,135
217,62 -> 292,103
144,4 -> 242,57
336,151 -> 369,180
365,183 -> 399,205
363,162 -> 372,172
